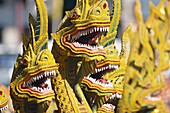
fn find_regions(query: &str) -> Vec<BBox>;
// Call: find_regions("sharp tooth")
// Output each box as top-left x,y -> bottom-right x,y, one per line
31,78 -> 34,82
116,93 -> 119,98
47,71 -> 50,76
72,35 -> 75,40
44,72 -> 47,77
53,70 -> 55,74
33,77 -> 36,81
33,87 -> 37,91
113,65 -> 118,69
96,27 -> 99,31
75,35 -> 78,40
78,32 -> 81,38
106,27 -> 109,31
98,69 -> 101,72
98,46 -> 103,50
109,65 -> 112,69
39,75 -> 41,79
100,27 -> 102,32
94,27 -> 97,32
67,34 -> 71,41
113,105 -> 116,110
85,31 -> 87,35
87,29 -> 90,34
95,69 -> 98,73
119,94 -> 122,98
104,27 -> 107,31
23,82 -> 26,87
83,32 -> 86,36
26,82 -> 29,87
90,30 -> 92,33
92,28 -> 94,33
102,27 -> 105,31
80,33 -> 83,36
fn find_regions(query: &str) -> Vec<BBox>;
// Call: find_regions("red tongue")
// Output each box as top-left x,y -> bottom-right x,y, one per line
98,79 -> 108,84
88,36 -> 98,44
40,83 -> 48,88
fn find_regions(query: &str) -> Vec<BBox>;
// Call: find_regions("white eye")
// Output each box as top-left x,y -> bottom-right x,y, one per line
43,56 -> 48,61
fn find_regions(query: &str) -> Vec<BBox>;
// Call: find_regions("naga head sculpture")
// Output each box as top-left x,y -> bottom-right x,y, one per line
10,0 -> 57,112
0,89 -> 8,112
52,0 -> 121,60
81,25 -> 130,112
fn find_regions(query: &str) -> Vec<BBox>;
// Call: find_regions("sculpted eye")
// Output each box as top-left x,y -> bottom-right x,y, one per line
21,58 -> 28,66
96,10 -> 100,15
72,11 -> 79,20
42,56 -> 48,61
40,55 -> 48,62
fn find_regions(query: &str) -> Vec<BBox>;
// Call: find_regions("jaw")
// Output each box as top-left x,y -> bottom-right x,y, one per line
60,22 -> 110,57
11,65 -> 57,102
24,100 -> 51,113
0,104 -> 8,112
81,62 -> 120,95
0,90 -> 8,112
81,61 -> 123,112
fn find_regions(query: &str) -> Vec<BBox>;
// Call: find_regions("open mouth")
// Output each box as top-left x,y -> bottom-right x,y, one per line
0,104 -> 8,112
145,90 -> 162,101
82,64 -> 119,91
65,26 -> 109,51
100,93 -> 122,112
0,90 -> 8,112
99,103 -> 116,112
98,93 -> 122,112
22,70 -> 55,93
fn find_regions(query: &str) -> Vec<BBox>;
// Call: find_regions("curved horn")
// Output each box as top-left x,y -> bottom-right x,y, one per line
34,0 -> 48,53
81,0 -> 90,19
100,0 -> 121,47
107,0 -> 121,35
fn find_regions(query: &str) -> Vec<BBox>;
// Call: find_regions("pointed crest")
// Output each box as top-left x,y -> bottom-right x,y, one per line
134,0 -> 143,24
33,0 -> 48,54
81,0 -> 90,19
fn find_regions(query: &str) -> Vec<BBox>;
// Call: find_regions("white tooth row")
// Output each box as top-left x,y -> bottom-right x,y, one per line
73,42 -> 103,50
31,78 -> 52,92
71,27 -> 109,41
84,75 -> 113,88
0,104 -> 8,111
95,65 -> 119,73
110,93 -> 122,99
23,70 -> 55,87
145,95 -> 161,101
103,103 -> 115,110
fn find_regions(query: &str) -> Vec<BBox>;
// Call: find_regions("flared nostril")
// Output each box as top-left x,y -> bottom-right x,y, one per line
103,3 -> 107,9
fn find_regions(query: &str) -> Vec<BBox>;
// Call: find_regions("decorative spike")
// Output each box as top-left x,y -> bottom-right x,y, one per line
134,0 -> 143,24
21,34 -> 28,53
29,13 -> 36,30
100,0 -> 121,47
34,0 -> 48,54
81,0 -> 90,19
107,0 -> 121,35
